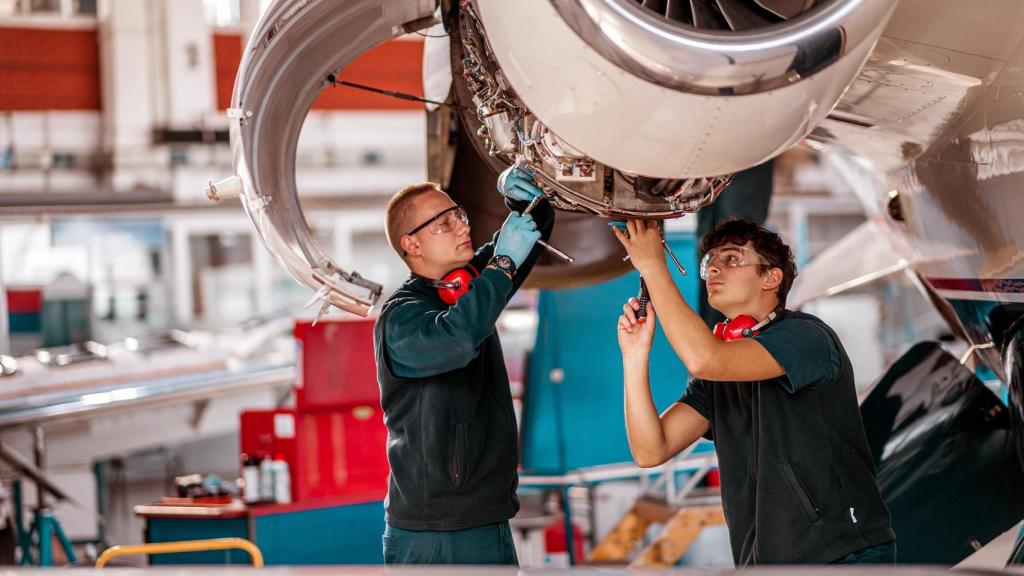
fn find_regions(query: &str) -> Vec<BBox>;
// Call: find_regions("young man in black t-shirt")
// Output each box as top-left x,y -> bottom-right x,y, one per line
613,218 -> 895,565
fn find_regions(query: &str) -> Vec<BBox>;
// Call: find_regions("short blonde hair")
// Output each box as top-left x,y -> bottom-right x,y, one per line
385,182 -> 445,258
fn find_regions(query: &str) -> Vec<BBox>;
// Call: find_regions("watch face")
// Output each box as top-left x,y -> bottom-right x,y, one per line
494,254 -> 515,273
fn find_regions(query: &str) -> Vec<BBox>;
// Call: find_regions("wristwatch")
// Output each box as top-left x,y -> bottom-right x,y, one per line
490,254 -> 517,278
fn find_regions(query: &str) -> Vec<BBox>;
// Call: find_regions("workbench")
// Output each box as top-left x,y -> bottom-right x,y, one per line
135,492 -> 385,565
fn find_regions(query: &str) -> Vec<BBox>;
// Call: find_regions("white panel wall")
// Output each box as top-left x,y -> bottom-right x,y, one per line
173,110 -> 427,203
161,0 -> 215,127
100,0 -> 160,191
293,110 -> 427,195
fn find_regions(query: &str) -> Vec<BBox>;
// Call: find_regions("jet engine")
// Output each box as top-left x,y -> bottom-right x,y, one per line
226,0 -> 896,315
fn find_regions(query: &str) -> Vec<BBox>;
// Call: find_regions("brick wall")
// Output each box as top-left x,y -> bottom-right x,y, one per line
213,34 -> 425,111
213,33 -> 243,111
0,28 -> 424,112
0,27 -> 101,110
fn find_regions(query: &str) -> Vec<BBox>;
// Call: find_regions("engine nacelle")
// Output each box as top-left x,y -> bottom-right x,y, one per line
475,0 -> 896,178
227,0 -> 897,315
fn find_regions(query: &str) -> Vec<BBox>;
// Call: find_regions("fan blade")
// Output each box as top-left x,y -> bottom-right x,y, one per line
715,0 -> 776,30
641,0 -> 668,13
666,0 -> 694,24
753,0 -> 817,19
690,0 -> 730,30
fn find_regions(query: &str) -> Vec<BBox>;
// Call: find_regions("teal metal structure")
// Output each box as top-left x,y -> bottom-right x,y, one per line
521,231 -> 700,472
13,480 -> 77,566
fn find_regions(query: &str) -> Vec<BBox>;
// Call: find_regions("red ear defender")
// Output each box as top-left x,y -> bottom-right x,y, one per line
712,308 -> 782,341
713,321 -> 728,340
714,315 -> 759,341
437,265 -> 479,305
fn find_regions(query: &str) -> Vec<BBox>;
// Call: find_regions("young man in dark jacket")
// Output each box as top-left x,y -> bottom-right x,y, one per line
613,218 -> 896,565
374,168 -> 552,565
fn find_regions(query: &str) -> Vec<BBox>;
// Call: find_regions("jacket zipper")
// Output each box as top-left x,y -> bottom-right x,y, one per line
792,471 -> 821,515
781,460 -> 821,519
750,383 -> 758,480
452,422 -> 465,487
452,443 -> 461,485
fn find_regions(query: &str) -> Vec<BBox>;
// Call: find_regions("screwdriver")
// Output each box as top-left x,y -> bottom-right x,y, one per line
636,277 -> 650,323
522,196 -> 575,263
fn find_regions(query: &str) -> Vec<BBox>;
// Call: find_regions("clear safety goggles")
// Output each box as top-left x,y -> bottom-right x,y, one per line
407,205 -> 469,237
700,245 -> 770,280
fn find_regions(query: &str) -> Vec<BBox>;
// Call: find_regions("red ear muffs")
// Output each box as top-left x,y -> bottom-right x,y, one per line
713,321 -> 728,340
712,308 -> 782,341
436,265 -> 479,305
714,315 -> 760,341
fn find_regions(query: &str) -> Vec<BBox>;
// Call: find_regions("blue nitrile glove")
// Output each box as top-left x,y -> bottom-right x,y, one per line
497,166 -> 543,202
495,212 -> 541,268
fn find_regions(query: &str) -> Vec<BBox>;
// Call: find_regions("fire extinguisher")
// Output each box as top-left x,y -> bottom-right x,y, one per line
542,492 -> 584,566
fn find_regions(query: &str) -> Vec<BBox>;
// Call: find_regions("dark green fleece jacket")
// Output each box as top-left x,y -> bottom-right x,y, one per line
373,198 -> 553,531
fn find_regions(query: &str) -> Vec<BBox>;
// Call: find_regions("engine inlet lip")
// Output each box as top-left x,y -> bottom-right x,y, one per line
547,0 -> 895,95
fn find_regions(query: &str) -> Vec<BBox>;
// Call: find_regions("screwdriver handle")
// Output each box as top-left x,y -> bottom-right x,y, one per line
636,277 -> 650,323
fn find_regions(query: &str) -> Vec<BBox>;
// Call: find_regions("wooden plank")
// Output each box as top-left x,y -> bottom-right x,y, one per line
633,496 -> 678,524
589,497 -> 676,562
589,509 -> 650,562
629,506 -> 726,568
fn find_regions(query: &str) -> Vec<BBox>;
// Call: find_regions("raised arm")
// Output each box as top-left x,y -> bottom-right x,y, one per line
618,303 -> 710,467
614,219 -> 785,382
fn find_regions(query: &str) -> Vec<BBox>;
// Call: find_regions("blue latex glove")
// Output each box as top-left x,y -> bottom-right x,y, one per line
497,166 -> 543,202
495,212 -> 541,268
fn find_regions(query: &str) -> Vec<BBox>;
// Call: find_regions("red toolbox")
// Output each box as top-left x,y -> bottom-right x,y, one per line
293,318 -> 379,409
6,287 -> 43,313
240,406 -> 389,502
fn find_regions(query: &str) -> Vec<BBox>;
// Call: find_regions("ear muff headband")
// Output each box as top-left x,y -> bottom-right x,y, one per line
713,307 -> 782,341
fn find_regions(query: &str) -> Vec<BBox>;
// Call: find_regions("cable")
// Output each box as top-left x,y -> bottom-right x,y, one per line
325,74 -> 467,111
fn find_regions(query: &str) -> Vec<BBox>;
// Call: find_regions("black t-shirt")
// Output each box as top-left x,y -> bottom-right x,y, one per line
680,310 -> 895,564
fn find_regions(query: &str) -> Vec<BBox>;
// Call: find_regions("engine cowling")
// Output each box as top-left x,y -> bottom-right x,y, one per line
227,0 -> 896,315
474,0 -> 896,178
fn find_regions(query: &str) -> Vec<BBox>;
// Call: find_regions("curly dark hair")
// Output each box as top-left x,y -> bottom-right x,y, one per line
700,219 -> 797,307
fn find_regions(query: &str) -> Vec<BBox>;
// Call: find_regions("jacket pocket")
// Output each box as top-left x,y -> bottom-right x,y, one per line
450,421 -> 468,488
779,459 -> 821,523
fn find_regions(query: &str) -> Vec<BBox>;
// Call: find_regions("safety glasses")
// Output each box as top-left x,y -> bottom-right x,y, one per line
406,205 -> 469,237
700,245 -> 770,280
402,205 -> 470,257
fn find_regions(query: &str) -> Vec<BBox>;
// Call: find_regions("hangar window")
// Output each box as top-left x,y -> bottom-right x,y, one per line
203,0 -> 240,27
1,0 -> 96,17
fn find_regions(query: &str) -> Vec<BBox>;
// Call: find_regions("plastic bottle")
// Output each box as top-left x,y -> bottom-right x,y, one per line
259,453 -> 274,502
241,453 -> 260,503
272,454 -> 292,504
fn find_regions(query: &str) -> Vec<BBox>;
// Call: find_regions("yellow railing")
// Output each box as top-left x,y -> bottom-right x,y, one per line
95,537 -> 264,568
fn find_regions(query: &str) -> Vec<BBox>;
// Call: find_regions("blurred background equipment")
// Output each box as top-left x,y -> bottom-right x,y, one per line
136,317 -> 387,565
